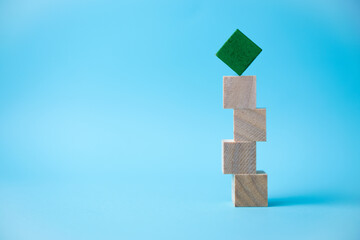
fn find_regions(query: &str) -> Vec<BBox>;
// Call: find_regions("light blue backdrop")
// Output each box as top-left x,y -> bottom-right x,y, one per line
1,0 -> 360,239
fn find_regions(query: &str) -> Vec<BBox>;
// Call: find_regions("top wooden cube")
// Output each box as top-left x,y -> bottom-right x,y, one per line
223,76 -> 256,109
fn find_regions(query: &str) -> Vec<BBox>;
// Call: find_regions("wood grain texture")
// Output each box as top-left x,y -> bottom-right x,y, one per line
223,76 -> 256,109
234,108 -> 266,141
232,171 -> 268,207
222,140 -> 256,174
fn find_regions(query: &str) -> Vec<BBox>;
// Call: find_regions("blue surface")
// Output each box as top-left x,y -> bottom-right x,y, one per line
1,0 -> 360,239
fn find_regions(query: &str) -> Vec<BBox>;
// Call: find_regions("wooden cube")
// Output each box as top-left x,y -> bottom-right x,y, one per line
234,108 -> 266,141
232,171 -> 268,207
223,76 -> 256,109
222,140 -> 256,174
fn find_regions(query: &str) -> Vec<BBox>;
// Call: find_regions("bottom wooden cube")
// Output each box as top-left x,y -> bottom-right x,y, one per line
232,171 -> 268,207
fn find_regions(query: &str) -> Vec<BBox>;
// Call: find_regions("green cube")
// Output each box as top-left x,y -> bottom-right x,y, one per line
216,29 -> 262,76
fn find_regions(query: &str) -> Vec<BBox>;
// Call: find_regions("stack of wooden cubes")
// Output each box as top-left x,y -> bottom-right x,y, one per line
222,76 -> 267,207
216,29 -> 267,207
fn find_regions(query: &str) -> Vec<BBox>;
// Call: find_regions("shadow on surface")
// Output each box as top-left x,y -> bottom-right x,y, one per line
269,193 -> 356,207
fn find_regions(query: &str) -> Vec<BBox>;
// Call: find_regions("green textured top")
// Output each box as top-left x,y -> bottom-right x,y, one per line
216,29 -> 262,76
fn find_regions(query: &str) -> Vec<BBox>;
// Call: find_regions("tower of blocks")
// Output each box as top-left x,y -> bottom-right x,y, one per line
216,29 -> 268,207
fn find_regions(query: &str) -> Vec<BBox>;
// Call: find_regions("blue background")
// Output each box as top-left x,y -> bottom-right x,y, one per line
1,0 -> 360,239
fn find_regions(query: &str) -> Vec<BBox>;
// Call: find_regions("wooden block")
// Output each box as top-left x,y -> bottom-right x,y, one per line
222,140 -> 256,174
223,76 -> 256,109
232,171 -> 268,207
234,108 -> 266,141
